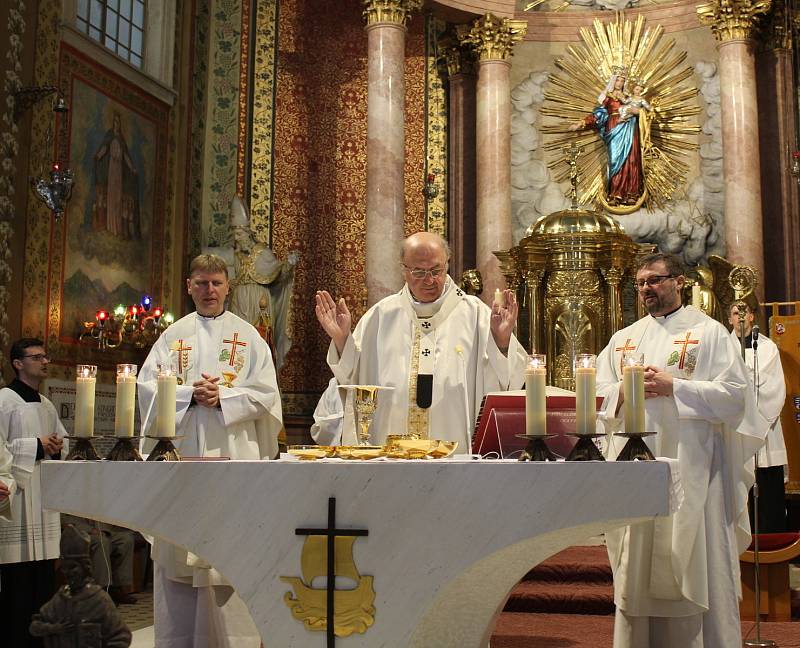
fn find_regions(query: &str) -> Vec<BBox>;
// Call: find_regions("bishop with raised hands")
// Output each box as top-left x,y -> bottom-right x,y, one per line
313,232 -> 527,450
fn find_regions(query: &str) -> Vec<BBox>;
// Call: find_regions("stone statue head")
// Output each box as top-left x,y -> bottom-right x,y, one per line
59,525 -> 93,593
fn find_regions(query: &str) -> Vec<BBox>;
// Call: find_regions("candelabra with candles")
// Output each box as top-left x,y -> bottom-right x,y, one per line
79,295 -> 174,351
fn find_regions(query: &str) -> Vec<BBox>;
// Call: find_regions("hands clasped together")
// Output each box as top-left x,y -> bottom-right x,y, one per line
643,366 -> 673,398
39,433 -> 63,457
193,373 -> 221,408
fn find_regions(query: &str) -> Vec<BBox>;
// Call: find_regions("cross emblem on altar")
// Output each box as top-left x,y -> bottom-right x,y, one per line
175,339 -> 192,373
673,331 -> 699,369
223,333 -> 248,367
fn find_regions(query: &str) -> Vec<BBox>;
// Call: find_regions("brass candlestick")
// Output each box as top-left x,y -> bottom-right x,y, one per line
64,437 -> 100,461
516,434 -> 561,462
106,437 -> 143,461
145,436 -> 183,462
614,432 -> 656,461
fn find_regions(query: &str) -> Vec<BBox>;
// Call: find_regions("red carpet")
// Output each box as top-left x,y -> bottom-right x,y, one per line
489,545 -> 800,648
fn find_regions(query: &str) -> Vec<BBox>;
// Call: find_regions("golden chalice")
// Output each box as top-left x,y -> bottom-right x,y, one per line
354,385 -> 380,446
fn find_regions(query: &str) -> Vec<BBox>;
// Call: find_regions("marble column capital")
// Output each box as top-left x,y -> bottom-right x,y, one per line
362,0 -> 422,27
697,0 -> 772,42
456,13 -> 527,62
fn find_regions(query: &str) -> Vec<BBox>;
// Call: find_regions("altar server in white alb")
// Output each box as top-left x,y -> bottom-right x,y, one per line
596,253 -> 766,648
729,301 -> 788,532
0,338 -> 65,647
138,253 -> 283,648
313,231 -> 527,449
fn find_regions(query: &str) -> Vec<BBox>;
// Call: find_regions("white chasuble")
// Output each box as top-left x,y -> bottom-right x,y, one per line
0,390 -> 65,563
597,306 -> 766,625
138,310 -> 282,587
732,332 -> 788,468
325,277 -> 527,451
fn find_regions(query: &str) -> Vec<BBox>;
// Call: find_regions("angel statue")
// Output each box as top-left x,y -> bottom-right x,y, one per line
541,14 -> 699,216
208,196 -> 298,369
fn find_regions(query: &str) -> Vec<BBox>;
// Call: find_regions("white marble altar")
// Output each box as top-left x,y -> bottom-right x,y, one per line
42,459 -> 677,647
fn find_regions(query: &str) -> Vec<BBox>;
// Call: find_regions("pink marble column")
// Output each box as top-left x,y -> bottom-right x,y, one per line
717,40 -> 765,293
475,59 -> 512,304
365,21 -> 407,306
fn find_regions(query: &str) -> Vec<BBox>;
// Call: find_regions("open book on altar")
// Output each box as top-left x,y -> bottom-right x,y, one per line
472,389 -> 605,459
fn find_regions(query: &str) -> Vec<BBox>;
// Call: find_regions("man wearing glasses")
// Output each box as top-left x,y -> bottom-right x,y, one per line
313,231 -> 527,450
595,253 -> 766,648
0,337 -> 66,647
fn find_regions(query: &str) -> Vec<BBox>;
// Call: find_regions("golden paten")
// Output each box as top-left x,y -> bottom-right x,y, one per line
282,536 -> 375,637
288,445 -> 336,460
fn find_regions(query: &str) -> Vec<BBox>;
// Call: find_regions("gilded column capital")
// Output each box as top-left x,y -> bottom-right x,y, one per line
697,0 -> 772,42
456,13 -> 527,62
362,0 -> 422,27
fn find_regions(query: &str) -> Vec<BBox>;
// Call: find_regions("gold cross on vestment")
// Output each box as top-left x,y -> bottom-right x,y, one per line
176,339 -> 192,373
673,331 -> 699,370
223,333 -> 248,367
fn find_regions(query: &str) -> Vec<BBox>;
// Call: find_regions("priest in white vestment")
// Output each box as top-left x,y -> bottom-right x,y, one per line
313,232 -> 527,449
729,301 -> 788,532
596,253 -> 767,648
0,338 -> 65,647
138,254 -> 283,648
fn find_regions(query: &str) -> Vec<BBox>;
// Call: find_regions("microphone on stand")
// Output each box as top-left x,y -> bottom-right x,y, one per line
752,324 -> 759,341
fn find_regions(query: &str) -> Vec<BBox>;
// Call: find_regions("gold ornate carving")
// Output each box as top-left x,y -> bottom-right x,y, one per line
456,14 -> 527,62
697,0 -> 772,41
362,0 -> 422,27
540,14 -> 700,215
547,270 -> 600,296
282,536 -> 376,637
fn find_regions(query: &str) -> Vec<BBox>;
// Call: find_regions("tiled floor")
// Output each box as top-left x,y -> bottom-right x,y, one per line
118,588 -> 154,633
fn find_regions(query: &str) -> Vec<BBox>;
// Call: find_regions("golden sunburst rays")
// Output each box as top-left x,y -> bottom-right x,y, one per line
540,13 -> 700,215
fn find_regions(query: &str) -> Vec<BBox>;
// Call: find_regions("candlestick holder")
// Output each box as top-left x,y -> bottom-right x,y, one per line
515,434 -> 561,461
64,436 -> 101,461
566,433 -> 605,461
145,436 -> 184,462
106,437 -> 143,461
614,431 -> 656,461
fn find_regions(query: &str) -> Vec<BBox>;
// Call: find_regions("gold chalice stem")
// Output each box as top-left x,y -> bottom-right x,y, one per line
354,386 -> 379,446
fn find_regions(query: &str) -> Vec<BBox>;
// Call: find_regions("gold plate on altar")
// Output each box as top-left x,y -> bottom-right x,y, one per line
383,437 -> 458,460
335,446 -> 385,460
287,445 -> 335,460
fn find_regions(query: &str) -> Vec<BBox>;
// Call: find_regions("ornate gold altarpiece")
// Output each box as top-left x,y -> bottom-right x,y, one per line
497,206 -> 651,390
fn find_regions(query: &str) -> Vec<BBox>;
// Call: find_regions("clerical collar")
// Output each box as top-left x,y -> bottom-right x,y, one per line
8,378 -> 42,403
407,277 -> 453,318
197,309 -> 226,320
652,305 -> 683,320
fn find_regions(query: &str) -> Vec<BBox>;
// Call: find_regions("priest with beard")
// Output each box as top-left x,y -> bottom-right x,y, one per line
596,252 -> 767,648
313,232 -> 526,449
138,253 -> 282,648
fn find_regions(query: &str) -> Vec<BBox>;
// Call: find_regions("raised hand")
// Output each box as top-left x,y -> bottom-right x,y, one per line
315,291 -> 352,355
490,289 -> 519,354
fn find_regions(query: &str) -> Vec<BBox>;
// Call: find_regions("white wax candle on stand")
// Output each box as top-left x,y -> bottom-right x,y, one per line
622,353 -> 646,434
574,354 -> 596,435
156,365 -> 177,438
493,288 -> 504,307
525,354 -> 547,436
74,365 -> 97,438
691,284 -> 702,309
114,364 -> 138,437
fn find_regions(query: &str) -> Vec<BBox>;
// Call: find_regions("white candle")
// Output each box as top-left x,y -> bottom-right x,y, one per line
622,364 -> 646,434
574,354 -> 596,435
691,283 -> 702,309
493,288 -> 504,307
74,365 -> 97,438
525,355 -> 547,436
156,371 -> 177,438
114,364 -> 137,437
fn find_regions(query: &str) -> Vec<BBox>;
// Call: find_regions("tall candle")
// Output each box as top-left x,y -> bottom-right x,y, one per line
691,283 -> 702,309
493,288 -> 504,307
114,364 -> 138,437
525,354 -> 547,436
622,357 -> 646,435
156,366 -> 177,438
74,365 -> 97,438
574,354 -> 596,435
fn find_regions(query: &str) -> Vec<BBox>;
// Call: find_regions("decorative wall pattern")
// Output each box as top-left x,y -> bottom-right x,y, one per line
424,14 -> 448,237
258,0 -> 428,413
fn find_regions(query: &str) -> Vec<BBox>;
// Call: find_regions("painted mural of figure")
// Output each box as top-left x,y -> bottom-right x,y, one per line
90,113 -> 140,240
571,73 -> 650,208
